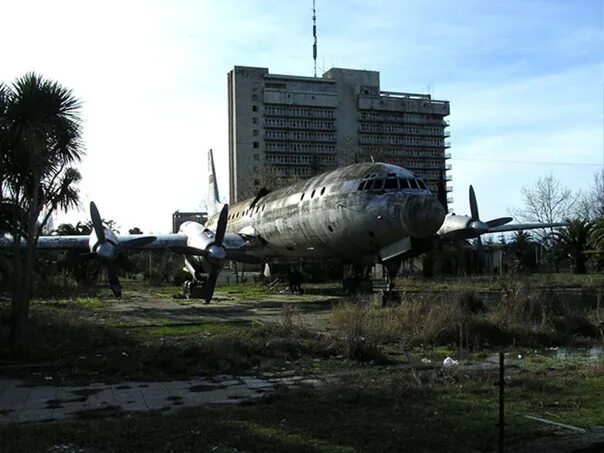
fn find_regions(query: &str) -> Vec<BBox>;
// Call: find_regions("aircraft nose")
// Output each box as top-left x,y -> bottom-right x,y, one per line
404,196 -> 446,238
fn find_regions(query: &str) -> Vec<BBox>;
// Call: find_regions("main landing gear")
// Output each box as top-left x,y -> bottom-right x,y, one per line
182,275 -> 211,302
342,264 -> 374,294
342,259 -> 402,296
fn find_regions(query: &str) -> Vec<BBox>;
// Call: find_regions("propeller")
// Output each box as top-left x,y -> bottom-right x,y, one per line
467,186 -> 513,273
467,186 -> 513,238
201,204 -> 229,303
89,201 -> 156,298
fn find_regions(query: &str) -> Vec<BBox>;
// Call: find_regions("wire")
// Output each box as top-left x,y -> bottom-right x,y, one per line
451,158 -> 602,167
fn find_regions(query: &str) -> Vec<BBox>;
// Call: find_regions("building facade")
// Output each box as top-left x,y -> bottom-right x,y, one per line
228,66 -> 451,206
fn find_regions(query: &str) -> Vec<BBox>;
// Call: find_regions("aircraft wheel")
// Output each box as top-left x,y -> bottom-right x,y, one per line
182,280 -> 192,299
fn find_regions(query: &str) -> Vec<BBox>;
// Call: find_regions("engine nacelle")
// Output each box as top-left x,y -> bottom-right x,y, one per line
89,227 -> 118,258
437,213 -> 472,239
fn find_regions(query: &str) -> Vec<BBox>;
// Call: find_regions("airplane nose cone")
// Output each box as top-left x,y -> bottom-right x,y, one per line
404,196 -> 446,238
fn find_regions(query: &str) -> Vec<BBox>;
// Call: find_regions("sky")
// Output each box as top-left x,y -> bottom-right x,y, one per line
1,0 -> 602,233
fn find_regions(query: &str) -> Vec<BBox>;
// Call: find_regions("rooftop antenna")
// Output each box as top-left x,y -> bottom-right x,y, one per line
313,0 -> 318,77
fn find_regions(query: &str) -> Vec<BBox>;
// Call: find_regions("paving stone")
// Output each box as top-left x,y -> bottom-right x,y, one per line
17,409 -> 54,423
242,378 -> 274,390
0,388 -> 31,409
121,401 -> 148,412
112,389 -> 143,406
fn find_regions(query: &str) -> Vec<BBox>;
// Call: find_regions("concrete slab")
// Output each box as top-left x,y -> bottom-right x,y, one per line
0,372 -> 304,425
17,409 -> 54,423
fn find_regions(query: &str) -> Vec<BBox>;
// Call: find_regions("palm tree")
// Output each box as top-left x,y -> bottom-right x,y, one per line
510,230 -> 538,272
0,73 -> 84,344
553,219 -> 593,274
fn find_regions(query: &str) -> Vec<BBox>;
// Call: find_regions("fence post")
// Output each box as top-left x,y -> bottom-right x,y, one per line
497,351 -> 505,453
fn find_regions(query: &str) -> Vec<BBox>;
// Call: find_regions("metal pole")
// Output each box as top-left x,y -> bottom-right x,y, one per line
498,352 -> 505,453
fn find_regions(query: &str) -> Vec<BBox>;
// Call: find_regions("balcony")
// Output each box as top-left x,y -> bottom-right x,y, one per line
446,185 -> 453,192
446,175 -> 453,182
446,163 -> 452,170
444,153 -> 451,159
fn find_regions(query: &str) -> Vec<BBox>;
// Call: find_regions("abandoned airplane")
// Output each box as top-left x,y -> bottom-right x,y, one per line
1,150 -> 563,303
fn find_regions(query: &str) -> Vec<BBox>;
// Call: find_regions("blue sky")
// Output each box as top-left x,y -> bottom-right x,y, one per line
1,0 -> 602,232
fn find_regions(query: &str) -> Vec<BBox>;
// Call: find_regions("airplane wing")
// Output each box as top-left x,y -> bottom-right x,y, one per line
438,186 -> 568,240
486,222 -> 566,234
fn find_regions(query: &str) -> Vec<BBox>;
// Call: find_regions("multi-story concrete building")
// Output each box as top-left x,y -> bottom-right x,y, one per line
227,66 -> 451,206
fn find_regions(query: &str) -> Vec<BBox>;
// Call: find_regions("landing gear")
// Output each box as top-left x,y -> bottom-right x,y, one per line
182,277 -> 210,302
342,265 -> 373,294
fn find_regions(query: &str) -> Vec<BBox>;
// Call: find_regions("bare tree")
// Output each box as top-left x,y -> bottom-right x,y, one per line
576,170 -> 604,220
511,174 -> 580,244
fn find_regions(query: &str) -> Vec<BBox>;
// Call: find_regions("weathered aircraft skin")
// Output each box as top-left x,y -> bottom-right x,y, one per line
202,162 -> 445,263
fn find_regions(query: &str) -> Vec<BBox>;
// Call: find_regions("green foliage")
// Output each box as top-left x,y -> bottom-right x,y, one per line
553,218 -> 594,274
1,72 -> 84,342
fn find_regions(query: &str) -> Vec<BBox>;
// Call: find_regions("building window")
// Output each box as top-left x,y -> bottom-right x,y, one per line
252,105 -> 258,112
253,129 -> 259,136
253,154 -> 259,161
252,94 -> 258,101
253,142 -> 259,149
252,117 -> 258,124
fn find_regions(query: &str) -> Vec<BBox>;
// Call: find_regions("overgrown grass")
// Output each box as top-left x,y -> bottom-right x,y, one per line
395,272 -> 604,292
0,303 -> 340,382
331,283 -> 603,352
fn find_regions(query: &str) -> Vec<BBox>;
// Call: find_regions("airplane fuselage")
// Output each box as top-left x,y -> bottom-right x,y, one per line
202,163 -> 445,264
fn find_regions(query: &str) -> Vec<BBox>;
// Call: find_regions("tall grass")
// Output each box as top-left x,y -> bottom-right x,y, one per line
331,283 -> 602,353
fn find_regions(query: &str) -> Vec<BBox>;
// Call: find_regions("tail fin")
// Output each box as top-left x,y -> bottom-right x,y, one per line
208,149 -> 220,215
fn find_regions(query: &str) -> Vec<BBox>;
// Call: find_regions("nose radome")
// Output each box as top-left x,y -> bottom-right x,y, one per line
404,196 -> 446,238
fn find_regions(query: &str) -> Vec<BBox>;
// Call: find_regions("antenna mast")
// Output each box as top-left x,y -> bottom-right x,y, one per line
312,0 -> 318,77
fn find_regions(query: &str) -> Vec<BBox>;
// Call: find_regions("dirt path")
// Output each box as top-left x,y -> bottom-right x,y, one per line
82,289 -> 342,330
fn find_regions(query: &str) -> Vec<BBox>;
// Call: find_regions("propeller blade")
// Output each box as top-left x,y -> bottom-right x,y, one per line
214,204 -> 229,246
469,185 -> 479,221
169,245 -> 209,257
90,202 -> 106,243
106,262 -> 121,299
115,236 -> 156,252
486,217 -> 513,228
204,267 -> 220,304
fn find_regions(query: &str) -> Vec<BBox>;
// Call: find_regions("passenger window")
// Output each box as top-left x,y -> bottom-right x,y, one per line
373,179 -> 385,190
300,193 -> 305,201
358,182 -> 365,191
320,187 -> 325,195
399,178 -> 410,189
417,180 -> 428,190
409,179 -> 420,189
311,189 -> 316,198
384,178 -> 397,190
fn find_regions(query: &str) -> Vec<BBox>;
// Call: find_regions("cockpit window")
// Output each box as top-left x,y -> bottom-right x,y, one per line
357,176 -> 429,192
384,178 -> 398,189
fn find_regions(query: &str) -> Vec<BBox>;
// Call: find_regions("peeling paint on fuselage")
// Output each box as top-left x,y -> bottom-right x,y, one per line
205,162 -> 445,263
